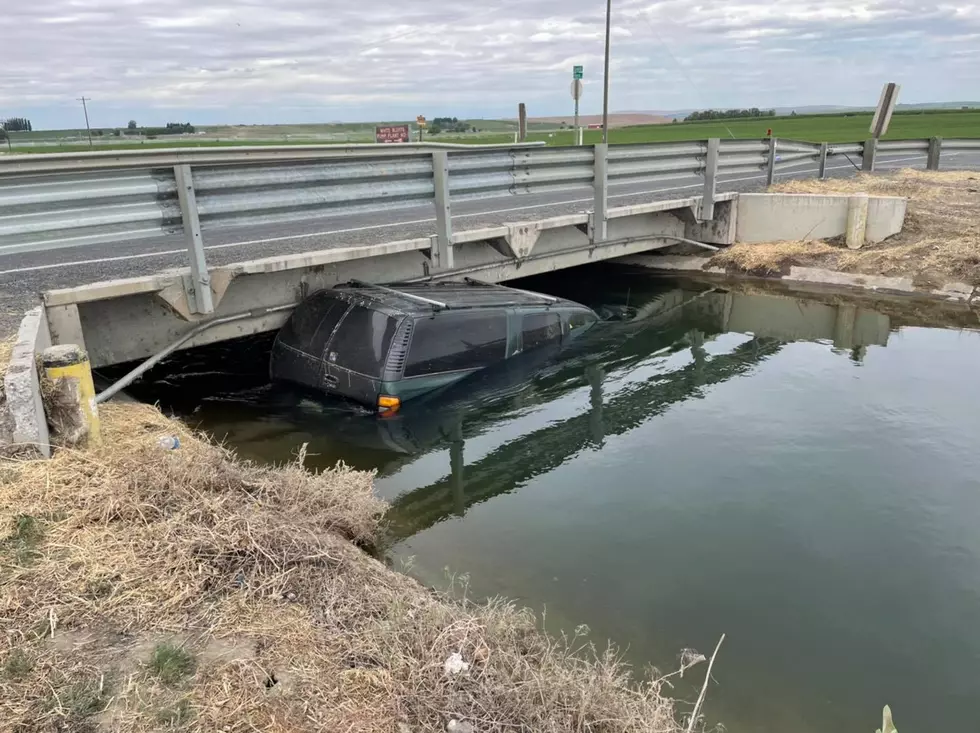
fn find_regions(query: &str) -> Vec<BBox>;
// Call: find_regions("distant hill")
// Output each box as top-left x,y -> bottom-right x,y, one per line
629,102 -> 980,120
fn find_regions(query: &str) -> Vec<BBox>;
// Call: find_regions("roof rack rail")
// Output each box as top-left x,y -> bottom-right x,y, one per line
347,279 -> 448,310
464,277 -> 558,304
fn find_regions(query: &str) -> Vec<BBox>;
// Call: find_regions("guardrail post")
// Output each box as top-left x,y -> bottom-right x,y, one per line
173,164 -> 214,314
862,138 -> 877,172
765,137 -> 777,187
818,142 -> 828,179
701,138 -> 719,221
592,144 -> 609,242
431,151 -> 454,270
927,137 -> 942,171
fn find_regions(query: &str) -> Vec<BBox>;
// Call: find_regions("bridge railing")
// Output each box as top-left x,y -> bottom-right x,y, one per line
0,136 -> 966,313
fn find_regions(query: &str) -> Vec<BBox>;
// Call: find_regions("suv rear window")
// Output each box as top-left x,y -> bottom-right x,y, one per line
404,312 -> 507,376
328,305 -> 399,377
522,312 -> 561,351
278,292 -> 348,357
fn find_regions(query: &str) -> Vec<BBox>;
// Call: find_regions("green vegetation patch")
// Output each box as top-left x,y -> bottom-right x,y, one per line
2,648 -> 35,681
155,696 -> 194,727
149,643 -> 196,685
2,514 -> 45,565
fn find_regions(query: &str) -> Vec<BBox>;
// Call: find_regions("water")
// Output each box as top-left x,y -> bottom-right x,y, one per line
118,268 -> 980,732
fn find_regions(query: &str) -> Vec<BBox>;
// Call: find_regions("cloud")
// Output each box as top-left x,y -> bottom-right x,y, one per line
2,0 -> 978,127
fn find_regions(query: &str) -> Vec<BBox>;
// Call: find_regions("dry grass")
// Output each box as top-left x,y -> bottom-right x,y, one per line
0,402 -> 688,732
710,169 -> 980,286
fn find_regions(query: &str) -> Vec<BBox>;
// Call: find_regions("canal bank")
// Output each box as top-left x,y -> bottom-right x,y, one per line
0,395 -> 694,732
628,169 -> 980,304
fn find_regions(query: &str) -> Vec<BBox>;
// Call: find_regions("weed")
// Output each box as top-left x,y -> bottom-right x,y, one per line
2,648 -> 34,681
2,514 -> 44,565
149,643 -> 196,685
44,676 -> 110,727
155,697 -> 194,727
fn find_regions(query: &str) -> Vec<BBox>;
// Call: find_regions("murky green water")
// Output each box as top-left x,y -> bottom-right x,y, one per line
124,268 -> 980,733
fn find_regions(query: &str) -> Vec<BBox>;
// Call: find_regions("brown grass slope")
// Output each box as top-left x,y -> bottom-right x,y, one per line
1,403 -> 685,733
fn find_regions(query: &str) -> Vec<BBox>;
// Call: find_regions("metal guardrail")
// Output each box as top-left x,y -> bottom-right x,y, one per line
0,141 -> 546,174
944,140 -> 980,150
0,136 -> 971,310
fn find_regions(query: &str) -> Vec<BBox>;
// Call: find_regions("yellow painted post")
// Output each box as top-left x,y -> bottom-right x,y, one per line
41,344 -> 102,447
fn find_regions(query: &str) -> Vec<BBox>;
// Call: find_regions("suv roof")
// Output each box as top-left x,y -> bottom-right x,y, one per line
336,279 -> 571,316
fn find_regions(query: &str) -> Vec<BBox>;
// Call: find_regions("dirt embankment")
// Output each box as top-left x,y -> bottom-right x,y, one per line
1,402 -> 689,732
709,170 -> 980,289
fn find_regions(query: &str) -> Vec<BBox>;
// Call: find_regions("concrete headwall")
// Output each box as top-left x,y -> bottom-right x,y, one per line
736,193 -> 906,244
2,306 -> 51,457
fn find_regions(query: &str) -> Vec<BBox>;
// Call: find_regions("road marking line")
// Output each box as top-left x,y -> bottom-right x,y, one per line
0,152 -> 958,277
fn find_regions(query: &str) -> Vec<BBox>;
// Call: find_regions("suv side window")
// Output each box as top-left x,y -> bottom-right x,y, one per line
522,312 -> 561,351
404,312 -> 507,376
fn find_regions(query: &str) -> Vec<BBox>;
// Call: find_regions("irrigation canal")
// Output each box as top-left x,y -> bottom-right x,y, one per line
112,265 -> 980,733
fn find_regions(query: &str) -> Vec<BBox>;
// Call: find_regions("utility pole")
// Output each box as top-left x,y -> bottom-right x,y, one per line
601,0 -> 612,144
77,96 -> 93,147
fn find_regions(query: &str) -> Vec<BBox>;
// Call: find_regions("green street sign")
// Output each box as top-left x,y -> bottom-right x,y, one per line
573,65 -> 583,79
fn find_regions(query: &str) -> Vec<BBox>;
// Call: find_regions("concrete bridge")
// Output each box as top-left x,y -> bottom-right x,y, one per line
0,139 -> 932,454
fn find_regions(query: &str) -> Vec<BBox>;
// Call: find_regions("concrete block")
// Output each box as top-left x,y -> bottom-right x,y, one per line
736,193 -> 906,245
785,267 -> 915,292
866,196 -> 907,243
845,194 -> 869,249
686,198 -> 737,245
3,306 -> 52,457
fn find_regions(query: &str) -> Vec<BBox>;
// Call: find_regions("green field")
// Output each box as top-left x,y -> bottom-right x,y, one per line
526,110 -> 980,146
4,110 -> 979,154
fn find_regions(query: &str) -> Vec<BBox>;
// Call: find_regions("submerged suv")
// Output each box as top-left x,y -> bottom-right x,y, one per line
270,279 -> 598,413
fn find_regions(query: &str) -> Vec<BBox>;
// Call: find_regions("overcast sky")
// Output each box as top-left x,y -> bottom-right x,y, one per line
3,0 -> 979,129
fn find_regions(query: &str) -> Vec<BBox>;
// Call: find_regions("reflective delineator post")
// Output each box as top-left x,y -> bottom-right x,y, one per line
41,344 -> 102,447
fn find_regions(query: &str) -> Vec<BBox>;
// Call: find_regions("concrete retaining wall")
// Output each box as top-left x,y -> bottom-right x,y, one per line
2,306 -> 51,457
736,193 -> 906,244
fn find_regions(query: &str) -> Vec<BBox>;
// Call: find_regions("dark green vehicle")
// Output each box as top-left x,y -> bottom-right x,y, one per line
270,279 -> 598,414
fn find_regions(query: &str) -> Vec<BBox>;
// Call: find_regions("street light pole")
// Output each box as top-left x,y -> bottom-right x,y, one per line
601,0 -> 612,144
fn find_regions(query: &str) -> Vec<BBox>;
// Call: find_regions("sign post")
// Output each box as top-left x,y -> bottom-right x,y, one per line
870,82 -> 900,139
518,103 -> 527,142
865,82 -> 900,172
416,115 -> 427,142
572,65 -> 584,144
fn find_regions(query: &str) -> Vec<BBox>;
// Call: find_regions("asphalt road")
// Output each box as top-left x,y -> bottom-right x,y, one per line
1,150 -> 978,335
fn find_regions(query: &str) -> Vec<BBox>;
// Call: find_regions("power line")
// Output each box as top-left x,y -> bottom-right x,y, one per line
77,97 -> 93,147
